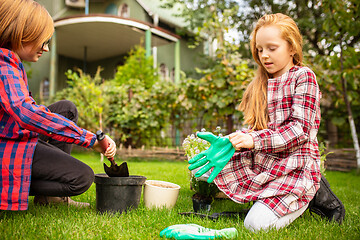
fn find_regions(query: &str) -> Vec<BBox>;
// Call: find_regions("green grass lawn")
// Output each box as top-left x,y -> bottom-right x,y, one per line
1,151 -> 359,239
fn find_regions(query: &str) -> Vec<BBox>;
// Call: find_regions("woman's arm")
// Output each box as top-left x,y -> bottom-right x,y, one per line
0,58 -> 96,148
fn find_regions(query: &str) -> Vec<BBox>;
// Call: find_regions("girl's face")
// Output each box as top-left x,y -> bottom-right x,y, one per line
255,25 -> 295,78
14,40 -> 50,62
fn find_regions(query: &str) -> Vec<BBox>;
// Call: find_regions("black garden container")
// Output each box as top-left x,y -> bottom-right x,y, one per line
192,194 -> 212,212
95,173 -> 146,214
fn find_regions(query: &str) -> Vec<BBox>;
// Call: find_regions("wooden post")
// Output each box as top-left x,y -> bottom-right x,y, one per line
145,29 -> 151,58
49,31 -> 57,98
174,40 -> 180,84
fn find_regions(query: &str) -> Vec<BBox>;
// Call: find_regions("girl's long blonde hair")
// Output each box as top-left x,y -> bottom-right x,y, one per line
0,0 -> 54,51
239,13 -> 303,130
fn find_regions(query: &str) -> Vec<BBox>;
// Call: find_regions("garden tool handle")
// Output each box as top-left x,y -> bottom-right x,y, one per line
96,130 -> 114,161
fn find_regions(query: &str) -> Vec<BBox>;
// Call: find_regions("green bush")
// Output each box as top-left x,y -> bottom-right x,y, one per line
56,45 -> 182,147
107,46 -> 180,147
55,67 -> 109,133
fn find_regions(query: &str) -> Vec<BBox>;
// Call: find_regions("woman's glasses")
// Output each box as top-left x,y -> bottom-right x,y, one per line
41,38 -> 51,49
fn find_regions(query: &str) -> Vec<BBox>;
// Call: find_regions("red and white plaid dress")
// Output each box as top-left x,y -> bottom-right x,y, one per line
214,66 -> 322,217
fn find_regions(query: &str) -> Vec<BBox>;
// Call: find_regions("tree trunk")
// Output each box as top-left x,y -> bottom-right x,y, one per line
326,119 -> 338,148
226,114 -> 233,135
340,41 -> 360,169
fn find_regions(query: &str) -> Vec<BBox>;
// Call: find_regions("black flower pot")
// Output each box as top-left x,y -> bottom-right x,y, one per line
192,194 -> 212,212
94,173 -> 146,214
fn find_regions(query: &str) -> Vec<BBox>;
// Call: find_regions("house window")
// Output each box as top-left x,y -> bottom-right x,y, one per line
160,63 -> 168,81
105,3 -> 118,15
118,4 -> 129,18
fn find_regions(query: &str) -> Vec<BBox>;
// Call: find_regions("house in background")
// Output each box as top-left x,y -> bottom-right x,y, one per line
30,0 -> 207,102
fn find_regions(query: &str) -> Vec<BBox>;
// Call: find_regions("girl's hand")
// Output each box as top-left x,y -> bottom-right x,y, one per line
93,135 -> 117,158
229,131 -> 255,150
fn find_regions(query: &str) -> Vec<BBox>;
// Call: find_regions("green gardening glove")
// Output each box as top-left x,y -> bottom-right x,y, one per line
160,224 -> 238,239
188,132 -> 235,183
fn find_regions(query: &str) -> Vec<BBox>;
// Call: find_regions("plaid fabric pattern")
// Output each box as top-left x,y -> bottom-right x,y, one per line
0,48 -> 96,210
214,66 -> 322,217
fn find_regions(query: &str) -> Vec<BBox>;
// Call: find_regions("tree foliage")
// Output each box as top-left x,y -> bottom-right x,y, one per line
184,51 -> 252,133
318,0 -> 360,161
166,1 -> 254,133
107,46 -> 182,147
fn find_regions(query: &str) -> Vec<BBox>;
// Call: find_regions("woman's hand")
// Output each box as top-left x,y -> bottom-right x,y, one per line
229,131 -> 255,150
93,135 -> 117,159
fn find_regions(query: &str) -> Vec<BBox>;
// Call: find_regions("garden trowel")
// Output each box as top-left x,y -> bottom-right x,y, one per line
179,209 -> 250,220
96,130 -> 129,177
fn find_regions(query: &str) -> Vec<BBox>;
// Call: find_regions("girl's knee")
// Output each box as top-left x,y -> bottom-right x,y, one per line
244,214 -> 258,231
244,213 -> 272,232
244,201 -> 279,232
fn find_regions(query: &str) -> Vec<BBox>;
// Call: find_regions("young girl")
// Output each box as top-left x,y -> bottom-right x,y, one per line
211,13 -> 343,231
0,0 -> 116,211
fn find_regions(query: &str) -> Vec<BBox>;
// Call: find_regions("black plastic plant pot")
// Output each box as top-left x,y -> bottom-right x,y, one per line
94,173 -> 146,214
192,195 -> 212,212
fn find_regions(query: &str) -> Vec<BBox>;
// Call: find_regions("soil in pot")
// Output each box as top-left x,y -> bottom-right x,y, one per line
148,182 -> 177,189
192,193 -> 212,212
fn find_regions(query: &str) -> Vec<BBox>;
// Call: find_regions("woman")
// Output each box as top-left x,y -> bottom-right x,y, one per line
0,0 -> 116,211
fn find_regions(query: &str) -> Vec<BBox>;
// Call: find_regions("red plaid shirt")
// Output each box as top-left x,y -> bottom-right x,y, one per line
0,48 -> 96,210
215,66 -> 321,217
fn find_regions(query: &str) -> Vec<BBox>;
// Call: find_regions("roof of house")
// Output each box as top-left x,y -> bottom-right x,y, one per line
54,14 -> 180,61
135,0 -> 188,28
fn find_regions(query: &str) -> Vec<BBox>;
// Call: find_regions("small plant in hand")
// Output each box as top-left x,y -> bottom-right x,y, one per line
182,127 -> 222,211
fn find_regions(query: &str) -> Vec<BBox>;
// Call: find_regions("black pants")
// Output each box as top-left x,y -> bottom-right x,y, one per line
29,100 -> 94,197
